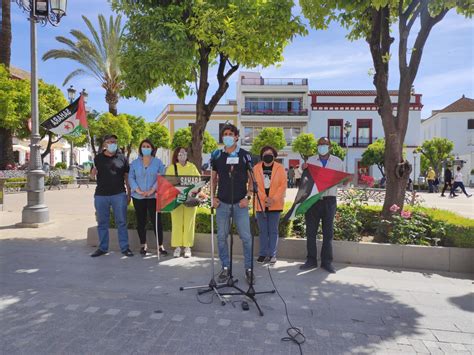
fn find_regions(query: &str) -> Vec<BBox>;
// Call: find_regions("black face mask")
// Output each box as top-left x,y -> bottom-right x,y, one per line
262,154 -> 274,164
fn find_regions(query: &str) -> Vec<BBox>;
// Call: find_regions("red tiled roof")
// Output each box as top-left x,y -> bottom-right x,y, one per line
437,96 -> 474,113
9,66 -> 30,80
309,90 -> 399,96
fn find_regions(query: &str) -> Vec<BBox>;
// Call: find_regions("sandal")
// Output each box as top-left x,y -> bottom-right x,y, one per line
159,247 -> 168,256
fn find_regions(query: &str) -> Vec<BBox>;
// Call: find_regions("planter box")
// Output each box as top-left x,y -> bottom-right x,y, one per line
86,228 -> 474,274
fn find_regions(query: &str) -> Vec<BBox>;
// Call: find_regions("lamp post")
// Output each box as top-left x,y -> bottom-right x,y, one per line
413,150 -> 418,190
16,0 -> 67,226
343,121 -> 352,172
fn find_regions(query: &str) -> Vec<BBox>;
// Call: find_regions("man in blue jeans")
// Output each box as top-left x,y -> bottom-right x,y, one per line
211,124 -> 254,285
90,134 -> 133,257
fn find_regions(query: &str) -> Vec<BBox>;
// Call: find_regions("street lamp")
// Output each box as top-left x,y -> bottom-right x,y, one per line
413,150 -> 418,190
343,121 -> 352,172
15,0 -> 67,226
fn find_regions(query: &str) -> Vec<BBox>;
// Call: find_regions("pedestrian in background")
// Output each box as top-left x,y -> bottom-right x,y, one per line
441,167 -> 454,197
129,139 -> 167,256
450,166 -> 472,198
294,165 -> 302,188
427,167 -> 436,193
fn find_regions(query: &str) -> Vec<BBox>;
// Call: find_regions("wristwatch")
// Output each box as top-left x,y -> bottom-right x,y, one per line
246,195 -> 251,200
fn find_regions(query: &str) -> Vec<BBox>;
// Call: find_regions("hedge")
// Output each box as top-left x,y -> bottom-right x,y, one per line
110,203 -> 473,248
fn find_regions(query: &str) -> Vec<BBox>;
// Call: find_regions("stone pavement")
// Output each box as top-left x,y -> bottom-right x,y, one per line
1,188 -> 473,354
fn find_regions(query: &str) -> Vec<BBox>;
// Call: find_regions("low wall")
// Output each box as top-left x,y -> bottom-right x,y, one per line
86,228 -> 474,274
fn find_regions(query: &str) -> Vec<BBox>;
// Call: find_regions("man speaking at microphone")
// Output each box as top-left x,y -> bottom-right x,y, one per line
211,124 -> 254,285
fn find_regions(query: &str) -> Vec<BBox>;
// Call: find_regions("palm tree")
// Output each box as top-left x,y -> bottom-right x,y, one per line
43,15 -> 123,115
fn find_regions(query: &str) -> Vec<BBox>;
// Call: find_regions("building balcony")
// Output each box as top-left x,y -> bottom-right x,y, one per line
352,137 -> 377,147
241,78 -> 308,86
241,109 -> 308,116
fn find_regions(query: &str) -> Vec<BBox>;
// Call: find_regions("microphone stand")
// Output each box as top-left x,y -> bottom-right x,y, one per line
179,159 -> 226,306
218,156 -> 276,316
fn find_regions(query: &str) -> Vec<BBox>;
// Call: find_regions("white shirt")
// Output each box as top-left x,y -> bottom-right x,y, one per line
454,172 -> 463,183
306,154 -> 344,197
294,167 -> 302,179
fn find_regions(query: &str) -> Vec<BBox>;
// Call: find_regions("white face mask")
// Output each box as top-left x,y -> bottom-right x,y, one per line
318,145 -> 329,156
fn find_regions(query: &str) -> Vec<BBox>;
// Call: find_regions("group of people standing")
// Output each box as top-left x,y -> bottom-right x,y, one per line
90,134 -> 201,259
89,124 -> 343,285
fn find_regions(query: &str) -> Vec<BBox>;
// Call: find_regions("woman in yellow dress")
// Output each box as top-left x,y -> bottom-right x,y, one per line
166,147 -> 200,258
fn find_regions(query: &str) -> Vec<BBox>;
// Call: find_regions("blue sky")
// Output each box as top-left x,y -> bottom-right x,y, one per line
9,1 -> 474,121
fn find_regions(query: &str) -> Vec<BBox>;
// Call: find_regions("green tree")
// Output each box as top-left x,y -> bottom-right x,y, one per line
147,122 -> 170,150
330,141 -> 346,161
42,15 -> 124,115
361,138 -> 386,177
112,0 -> 306,169
171,127 -> 217,154
300,0 -> 473,217
122,114 -> 148,159
95,112 -> 132,152
418,138 -> 454,177
292,133 -> 317,161
250,127 -> 286,156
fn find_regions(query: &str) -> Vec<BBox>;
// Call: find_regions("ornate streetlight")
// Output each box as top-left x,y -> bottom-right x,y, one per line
15,0 -> 67,226
343,121 -> 352,172
413,150 -> 418,190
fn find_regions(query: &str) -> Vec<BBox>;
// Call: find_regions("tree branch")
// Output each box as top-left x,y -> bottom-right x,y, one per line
403,0 -> 421,19
206,53 -> 239,115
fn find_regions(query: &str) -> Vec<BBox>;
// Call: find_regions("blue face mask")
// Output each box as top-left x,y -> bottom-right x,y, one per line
142,148 -> 152,156
223,136 -> 235,148
318,145 -> 329,156
106,143 -> 117,154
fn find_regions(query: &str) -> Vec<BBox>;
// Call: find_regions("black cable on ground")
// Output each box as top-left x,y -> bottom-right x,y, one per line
267,265 -> 306,355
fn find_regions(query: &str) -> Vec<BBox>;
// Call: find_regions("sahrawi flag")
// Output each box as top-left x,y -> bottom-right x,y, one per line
283,164 -> 351,221
41,95 -> 87,137
156,175 -> 209,212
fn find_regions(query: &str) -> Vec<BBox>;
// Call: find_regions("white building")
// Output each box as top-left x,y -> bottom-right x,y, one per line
308,90 -> 423,183
155,103 -> 238,166
421,95 -> 474,184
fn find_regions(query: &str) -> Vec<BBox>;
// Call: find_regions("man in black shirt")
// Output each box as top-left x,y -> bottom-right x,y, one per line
211,124 -> 254,285
441,167 -> 455,197
90,134 -> 133,257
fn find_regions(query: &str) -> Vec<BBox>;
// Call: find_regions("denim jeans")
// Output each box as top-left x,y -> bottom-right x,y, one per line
256,211 -> 280,257
216,202 -> 252,269
94,192 -> 129,253
305,197 -> 337,265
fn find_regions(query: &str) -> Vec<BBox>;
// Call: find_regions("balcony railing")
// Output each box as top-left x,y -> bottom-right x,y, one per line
241,78 -> 308,86
353,137 -> 377,147
241,108 -> 308,116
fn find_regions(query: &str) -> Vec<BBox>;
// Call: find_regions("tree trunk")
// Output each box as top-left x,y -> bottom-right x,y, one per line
0,0 -> 11,68
106,89 -> 118,116
188,111 -> 207,171
0,128 -> 14,169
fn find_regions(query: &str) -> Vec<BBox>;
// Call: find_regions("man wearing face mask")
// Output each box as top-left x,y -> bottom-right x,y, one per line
90,134 -> 133,257
300,137 -> 343,273
211,124 -> 254,285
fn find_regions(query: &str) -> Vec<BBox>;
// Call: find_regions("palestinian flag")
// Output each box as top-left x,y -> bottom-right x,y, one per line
156,175 -> 209,212
41,95 -> 88,137
284,164 -> 351,221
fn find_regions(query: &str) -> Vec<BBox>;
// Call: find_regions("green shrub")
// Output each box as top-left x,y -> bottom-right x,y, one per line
5,177 -> 27,188
334,205 -> 362,242
55,162 -> 67,169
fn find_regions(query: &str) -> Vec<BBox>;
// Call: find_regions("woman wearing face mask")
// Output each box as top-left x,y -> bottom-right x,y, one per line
252,146 -> 287,265
129,139 -> 167,256
165,147 -> 200,258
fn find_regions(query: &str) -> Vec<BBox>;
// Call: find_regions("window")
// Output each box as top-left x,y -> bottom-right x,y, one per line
356,119 -> 372,146
244,97 -> 303,114
468,119 -> 474,130
327,119 -> 343,145
242,127 -> 262,145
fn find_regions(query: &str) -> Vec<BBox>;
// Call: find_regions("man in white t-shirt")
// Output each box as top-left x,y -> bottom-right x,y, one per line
449,166 -> 472,198
299,137 -> 344,274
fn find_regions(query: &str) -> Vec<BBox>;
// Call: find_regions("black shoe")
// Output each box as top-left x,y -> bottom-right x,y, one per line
140,247 -> 147,256
299,260 -> 318,270
159,248 -> 168,256
90,249 -> 107,257
321,263 -> 336,273
440,194 -> 445,197
256,256 -> 266,264
468,194 -> 472,198
245,269 -> 255,285
122,249 -> 134,257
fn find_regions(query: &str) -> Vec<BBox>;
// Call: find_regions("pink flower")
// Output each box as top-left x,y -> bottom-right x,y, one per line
401,210 -> 411,219
390,204 -> 400,212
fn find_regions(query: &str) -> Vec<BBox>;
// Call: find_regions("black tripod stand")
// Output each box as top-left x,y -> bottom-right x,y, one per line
217,155 -> 275,316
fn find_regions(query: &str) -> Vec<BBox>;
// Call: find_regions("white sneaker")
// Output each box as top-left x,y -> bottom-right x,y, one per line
173,247 -> 181,258
184,247 -> 192,258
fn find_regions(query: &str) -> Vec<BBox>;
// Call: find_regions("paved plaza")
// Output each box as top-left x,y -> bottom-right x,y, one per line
0,188 -> 473,354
